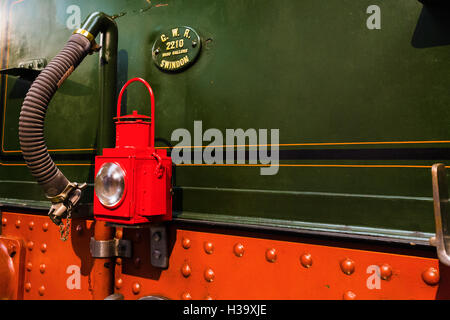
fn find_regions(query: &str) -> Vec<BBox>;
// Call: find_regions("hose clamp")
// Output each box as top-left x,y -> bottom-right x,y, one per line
46,182 -> 80,204
73,28 -> 95,42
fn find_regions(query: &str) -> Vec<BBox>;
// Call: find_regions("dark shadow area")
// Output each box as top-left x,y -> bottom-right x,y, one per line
7,77 -> 31,98
412,2 -> 450,48
117,49 -> 129,116
435,262 -> 450,299
70,218 -> 95,277
178,147 -> 450,162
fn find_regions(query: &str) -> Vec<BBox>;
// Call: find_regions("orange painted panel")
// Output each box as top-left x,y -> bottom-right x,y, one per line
116,228 -> 443,300
1,212 -> 96,299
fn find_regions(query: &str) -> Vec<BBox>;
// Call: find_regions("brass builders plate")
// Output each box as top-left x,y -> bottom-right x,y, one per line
152,26 -> 201,72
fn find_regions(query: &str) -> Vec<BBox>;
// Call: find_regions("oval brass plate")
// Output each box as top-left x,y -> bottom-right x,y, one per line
152,26 -> 201,72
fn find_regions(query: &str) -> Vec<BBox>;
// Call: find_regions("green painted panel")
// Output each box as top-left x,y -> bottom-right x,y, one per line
0,0 -> 449,240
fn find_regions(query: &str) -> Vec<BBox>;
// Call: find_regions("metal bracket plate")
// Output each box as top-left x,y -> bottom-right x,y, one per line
150,225 -> 169,269
431,163 -> 450,266
89,237 -> 132,258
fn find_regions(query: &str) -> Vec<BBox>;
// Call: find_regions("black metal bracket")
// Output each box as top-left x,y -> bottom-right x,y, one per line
89,237 -> 132,258
150,224 -> 169,269
0,58 -> 47,81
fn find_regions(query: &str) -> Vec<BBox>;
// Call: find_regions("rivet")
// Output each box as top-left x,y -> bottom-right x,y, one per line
15,219 -> 21,228
115,230 -> 123,239
233,243 -> 245,257
116,257 -> 122,266
181,292 -> 192,300
340,258 -> 355,275
132,282 -> 141,294
40,243 -> 47,253
422,267 -> 440,286
115,278 -> 123,289
204,242 -> 214,254
42,222 -> 49,232
182,237 -> 191,249
205,295 -> 213,300
38,285 -> 45,296
26,262 -> 33,271
75,225 -> 83,234
343,291 -> 356,300
39,263 -> 46,274
28,221 -> 35,230
27,241 -> 34,251
380,264 -> 392,280
181,263 -> 191,277
265,248 -> 277,262
1,217 -> 7,226
300,253 -> 313,268
134,257 -> 141,268
24,282 -> 31,292
204,268 -> 215,282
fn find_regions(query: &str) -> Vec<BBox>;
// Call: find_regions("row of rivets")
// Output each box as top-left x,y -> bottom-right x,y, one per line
114,278 -> 142,295
23,283 -> 45,296
2,218 -> 50,232
180,263 -> 215,282
26,262 -> 46,273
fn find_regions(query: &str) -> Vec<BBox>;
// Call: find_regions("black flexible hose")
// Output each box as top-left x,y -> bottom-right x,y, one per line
18,34 -> 92,197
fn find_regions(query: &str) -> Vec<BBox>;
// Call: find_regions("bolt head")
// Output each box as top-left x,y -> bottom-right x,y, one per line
15,219 -> 21,228
422,267 -> 440,286
153,250 -> 161,260
204,242 -> 214,254
38,285 -> 45,296
24,282 -> 31,292
153,232 -> 162,242
115,278 -> 123,289
340,258 -> 355,275
26,262 -> 33,271
181,263 -> 191,277
26,241 -> 34,251
380,264 -> 392,280
265,248 -> 277,262
300,253 -> 313,268
42,222 -> 49,232
233,243 -> 245,257
132,282 -> 141,295
204,268 -> 215,282
343,291 -> 356,300
1,217 -> 7,226
182,237 -> 191,249
28,221 -> 35,230
39,264 -> 46,274
40,243 -> 47,253
181,292 -> 192,300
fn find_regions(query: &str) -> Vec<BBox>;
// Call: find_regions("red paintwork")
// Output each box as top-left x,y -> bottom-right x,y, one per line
94,78 -> 172,225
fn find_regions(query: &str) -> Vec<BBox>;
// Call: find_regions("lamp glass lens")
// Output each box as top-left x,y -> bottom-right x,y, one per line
94,162 -> 125,207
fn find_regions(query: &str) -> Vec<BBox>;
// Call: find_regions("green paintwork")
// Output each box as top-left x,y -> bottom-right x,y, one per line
0,0 -> 448,243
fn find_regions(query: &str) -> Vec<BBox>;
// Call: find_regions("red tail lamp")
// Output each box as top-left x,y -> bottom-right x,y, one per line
93,78 -> 172,225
